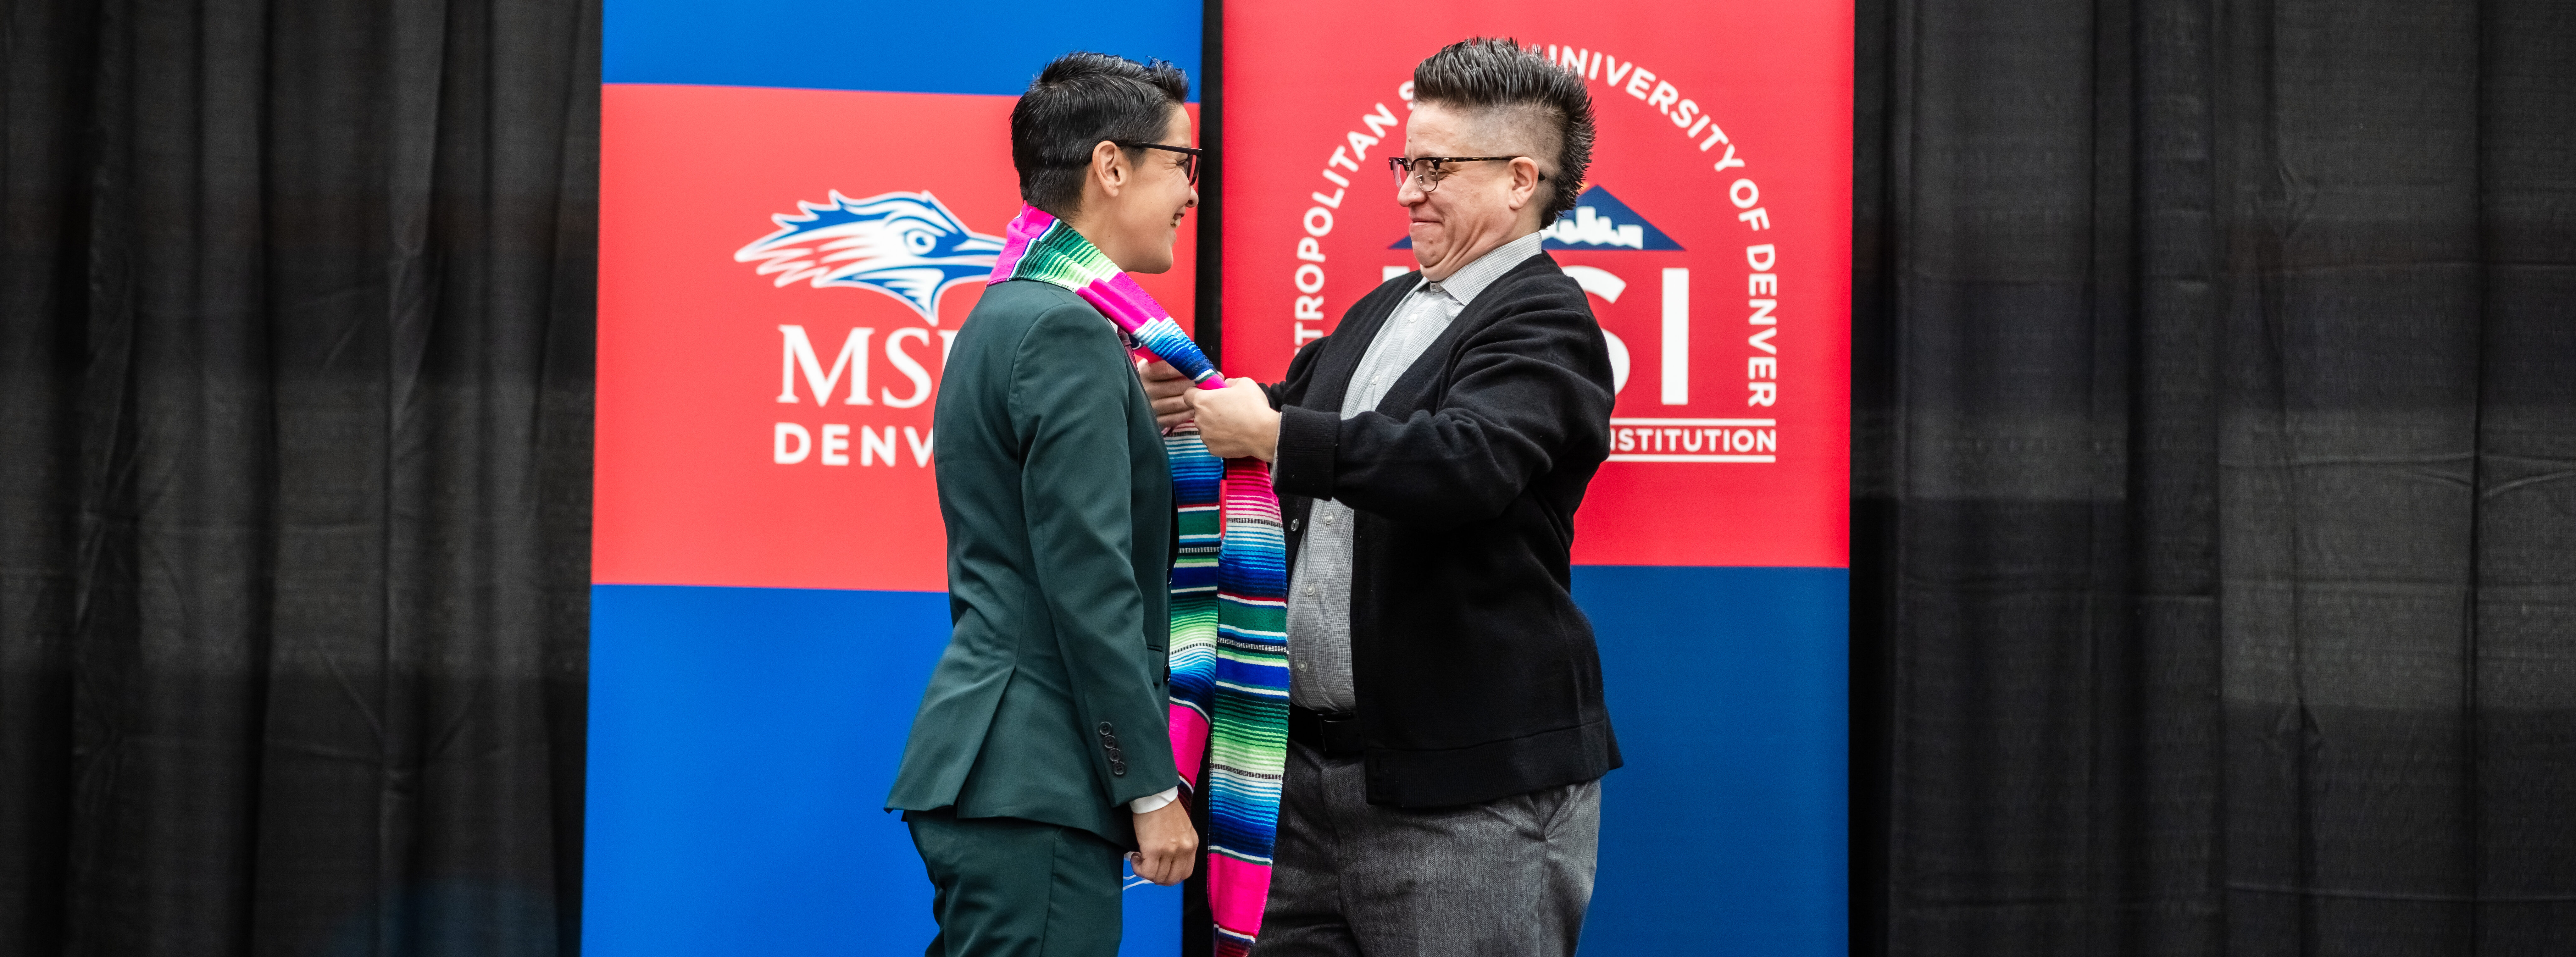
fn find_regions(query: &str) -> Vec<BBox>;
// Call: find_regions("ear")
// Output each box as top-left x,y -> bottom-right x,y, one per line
1506,156 -> 1544,211
1090,140 -> 1130,198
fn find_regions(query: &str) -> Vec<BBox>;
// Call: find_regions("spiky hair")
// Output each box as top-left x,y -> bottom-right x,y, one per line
1411,37 -> 1596,222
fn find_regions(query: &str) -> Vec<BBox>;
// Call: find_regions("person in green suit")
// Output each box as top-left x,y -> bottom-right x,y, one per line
885,51 -> 1202,956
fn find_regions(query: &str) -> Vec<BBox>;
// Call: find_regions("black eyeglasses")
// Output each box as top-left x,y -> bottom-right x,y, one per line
1388,156 -> 1546,193
1112,141 -> 1203,186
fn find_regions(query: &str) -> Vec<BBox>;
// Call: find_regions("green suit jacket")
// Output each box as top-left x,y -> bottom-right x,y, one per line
886,279 -> 1179,848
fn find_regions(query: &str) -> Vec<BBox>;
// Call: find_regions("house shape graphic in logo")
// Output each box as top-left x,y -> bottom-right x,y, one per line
1388,185 -> 1683,252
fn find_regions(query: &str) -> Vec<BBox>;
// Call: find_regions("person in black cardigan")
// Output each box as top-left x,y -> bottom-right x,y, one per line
1152,38 -> 1619,957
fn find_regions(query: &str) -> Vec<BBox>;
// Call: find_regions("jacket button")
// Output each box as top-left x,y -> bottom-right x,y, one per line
1289,518 -> 1299,532
1097,722 -> 1113,736
1110,761 -> 1128,777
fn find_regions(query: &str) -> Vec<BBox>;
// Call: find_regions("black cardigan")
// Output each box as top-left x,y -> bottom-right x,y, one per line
1263,252 -> 1622,808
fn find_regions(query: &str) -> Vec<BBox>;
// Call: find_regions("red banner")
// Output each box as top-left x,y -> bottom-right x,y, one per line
1221,6 -> 1851,568
596,85 -> 1199,591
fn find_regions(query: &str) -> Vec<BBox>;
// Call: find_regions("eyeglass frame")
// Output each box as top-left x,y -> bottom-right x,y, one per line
1387,155 -> 1549,193
1108,141 -> 1203,186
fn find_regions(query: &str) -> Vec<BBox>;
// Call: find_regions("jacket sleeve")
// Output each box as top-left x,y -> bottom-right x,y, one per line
1271,283 -> 1613,528
1008,302 -> 1182,809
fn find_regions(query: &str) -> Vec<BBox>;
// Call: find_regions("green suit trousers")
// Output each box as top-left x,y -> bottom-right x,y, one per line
906,810 -> 1124,956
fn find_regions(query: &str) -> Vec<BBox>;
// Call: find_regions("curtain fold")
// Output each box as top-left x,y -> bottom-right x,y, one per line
0,1 -> 597,954
1854,0 -> 2576,953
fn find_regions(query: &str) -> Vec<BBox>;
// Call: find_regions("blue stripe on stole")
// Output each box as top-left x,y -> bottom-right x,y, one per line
1132,320 -> 1219,383
1209,806 -> 1279,843
1208,821 -> 1277,856
1207,821 -> 1277,859
1217,567 -> 1286,590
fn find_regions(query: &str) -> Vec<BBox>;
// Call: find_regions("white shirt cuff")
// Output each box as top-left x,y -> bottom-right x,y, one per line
1128,787 -> 1181,815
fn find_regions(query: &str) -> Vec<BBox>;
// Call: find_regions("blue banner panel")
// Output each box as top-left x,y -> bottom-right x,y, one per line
606,0 -> 1202,98
1575,566 -> 1849,955
585,584 -> 1182,956
586,568 -> 1842,955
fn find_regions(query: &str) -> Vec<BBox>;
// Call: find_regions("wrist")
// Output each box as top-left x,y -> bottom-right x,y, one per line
1129,786 -> 1180,815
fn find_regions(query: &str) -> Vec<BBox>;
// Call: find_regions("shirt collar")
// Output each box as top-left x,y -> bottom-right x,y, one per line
1413,230 -> 1547,309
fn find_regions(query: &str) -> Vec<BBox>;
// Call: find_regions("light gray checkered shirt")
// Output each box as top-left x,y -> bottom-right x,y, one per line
1285,230 -> 1548,714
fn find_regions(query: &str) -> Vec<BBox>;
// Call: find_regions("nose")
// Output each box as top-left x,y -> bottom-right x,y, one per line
1396,172 -> 1427,207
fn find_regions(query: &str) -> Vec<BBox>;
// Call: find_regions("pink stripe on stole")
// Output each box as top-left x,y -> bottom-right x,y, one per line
1222,468 -> 1280,514
1080,278 -> 1152,331
1205,853 -> 1274,934
987,207 -> 1051,281
1167,704 -> 1211,787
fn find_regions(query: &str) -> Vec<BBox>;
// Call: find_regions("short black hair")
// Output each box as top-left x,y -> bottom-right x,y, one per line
1411,37 -> 1595,222
1012,52 -> 1190,218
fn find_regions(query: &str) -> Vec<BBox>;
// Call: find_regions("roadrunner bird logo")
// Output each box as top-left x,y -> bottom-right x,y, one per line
735,190 -> 1004,323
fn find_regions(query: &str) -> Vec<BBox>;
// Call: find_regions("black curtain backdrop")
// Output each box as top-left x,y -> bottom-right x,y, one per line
1854,0 -> 2576,954
2,0 -> 597,954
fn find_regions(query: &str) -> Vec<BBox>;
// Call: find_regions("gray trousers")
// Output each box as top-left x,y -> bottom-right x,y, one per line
1252,739 -> 1602,957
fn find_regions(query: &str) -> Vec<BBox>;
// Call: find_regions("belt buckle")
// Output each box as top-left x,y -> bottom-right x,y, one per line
1312,710 -> 1361,757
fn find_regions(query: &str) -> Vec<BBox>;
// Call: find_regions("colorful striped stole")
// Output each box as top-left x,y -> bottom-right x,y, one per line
987,205 -> 1287,956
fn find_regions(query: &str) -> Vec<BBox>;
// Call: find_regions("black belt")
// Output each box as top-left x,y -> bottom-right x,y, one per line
1288,705 -> 1366,757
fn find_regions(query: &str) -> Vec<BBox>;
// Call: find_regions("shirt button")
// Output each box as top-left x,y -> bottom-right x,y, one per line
1304,584 -> 1318,596
1323,515 -> 1336,525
